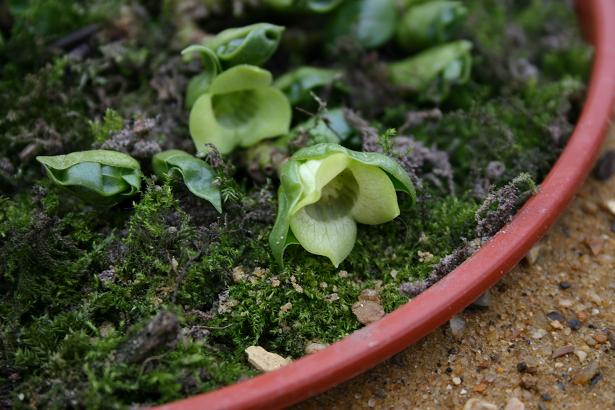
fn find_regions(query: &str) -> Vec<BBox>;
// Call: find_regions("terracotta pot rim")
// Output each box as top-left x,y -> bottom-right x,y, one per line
157,1 -> 615,409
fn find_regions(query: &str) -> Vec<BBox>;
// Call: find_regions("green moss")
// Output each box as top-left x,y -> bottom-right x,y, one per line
0,0 -> 593,407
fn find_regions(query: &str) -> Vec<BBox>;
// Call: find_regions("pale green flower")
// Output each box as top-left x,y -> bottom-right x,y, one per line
189,64 -> 292,155
270,143 -> 415,267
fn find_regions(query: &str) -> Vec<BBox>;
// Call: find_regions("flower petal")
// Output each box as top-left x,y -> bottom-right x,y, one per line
290,205 -> 357,267
348,160 -> 400,225
189,94 -> 237,154
292,152 -> 349,213
209,65 -> 272,94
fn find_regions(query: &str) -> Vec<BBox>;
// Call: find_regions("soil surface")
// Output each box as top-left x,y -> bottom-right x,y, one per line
297,126 -> 615,409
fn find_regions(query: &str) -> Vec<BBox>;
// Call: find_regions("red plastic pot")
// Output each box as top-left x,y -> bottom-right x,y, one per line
158,1 -> 615,408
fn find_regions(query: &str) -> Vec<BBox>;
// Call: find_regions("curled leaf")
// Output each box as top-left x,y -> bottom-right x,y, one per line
274,66 -> 343,106
269,143 -> 414,267
36,150 -> 142,206
189,65 -> 292,155
388,40 -> 473,102
205,23 -> 284,68
182,45 -> 223,108
327,0 -> 398,49
152,150 -> 222,213
396,1 -> 467,51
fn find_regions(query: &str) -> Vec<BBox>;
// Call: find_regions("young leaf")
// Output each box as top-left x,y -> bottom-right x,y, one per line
36,150 -> 142,206
274,66 -> 342,105
182,45 -> 223,108
205,23 -> 284,68
152,150 -> 222,213
327,0 -> 398,49
264,0 -> 344,13
396,1 -> 467,51
388,40 -> 473,102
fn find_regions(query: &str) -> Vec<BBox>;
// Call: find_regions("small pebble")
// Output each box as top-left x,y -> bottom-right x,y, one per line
531,329 -> 547,339
546,311 -> 566,322
453,376 -> 462,385
541,393 -> 552,401
576,311 -> 590,322
473,383 -> 487,393
358,288 -> 380,303
601,199 -> 615,216
571,361 -> 599,385
593,149 -> 615,180
367,397 -> 376,408
558,281 -> 571,290
550,320 -> 563,330
590,373 -> 603,386
584,237 -> 604,256
516,362 -> 528,373
559,298 -> 573,308
450,315 -> 466,339
245,346 -> 291,372
610,222 -> 615,234
551,345 -> 574,359
594,333 -> 607,344
463,398 -> 497,410
304,342 -> 329,355
607,329 -> 615,349
574,350 -> 587,362
567,318 -> 582,331
352,300 -> 384,325
524,243 -> 542,265
472,290 -> 491,308
504,397 -> 525,410
584,335 -> 597,346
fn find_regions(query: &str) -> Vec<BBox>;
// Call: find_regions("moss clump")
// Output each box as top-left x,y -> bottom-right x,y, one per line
0,0 -> 593,407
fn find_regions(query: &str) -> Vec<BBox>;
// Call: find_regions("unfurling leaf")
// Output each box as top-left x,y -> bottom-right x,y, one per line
274,66 -> 343,106
189,65 -> 292,155
388,40 -> 473,102
152,150 -> 222,213
205,23 -> 284,68
36,150 -> 142,206
396,1 -> 467,51
269,143 -> 415,267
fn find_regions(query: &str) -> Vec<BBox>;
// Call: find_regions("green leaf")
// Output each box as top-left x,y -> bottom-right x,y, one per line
205,23 -> 284,67
396,1 -> 467,51
152,150 -> 222,213
274,66 -> 342,105
264,0 -> 344,13
36,150 -> 142,206
189,65 -> 292,155
388,40 -> 473,102
327,0 -> 398,49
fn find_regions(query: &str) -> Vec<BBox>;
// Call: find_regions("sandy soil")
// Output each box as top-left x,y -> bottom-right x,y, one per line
296,128 -> 615,410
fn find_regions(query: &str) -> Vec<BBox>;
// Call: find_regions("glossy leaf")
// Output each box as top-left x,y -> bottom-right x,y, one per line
396,1 -> 467,51
327,0 -> 398,49
189,65 -> 292,155
269,143 -> 414,266
152,150 -> 222,213
205,23 -> 284,67
274,66 -> 342,105
388,40 -> 473,102
36,150 -> 142,206
264,0 -> 344,13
